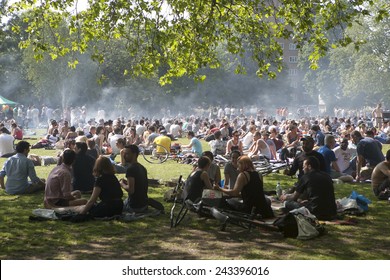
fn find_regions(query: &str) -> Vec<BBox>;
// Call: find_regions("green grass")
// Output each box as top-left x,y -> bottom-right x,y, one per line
1,134 -> 390,260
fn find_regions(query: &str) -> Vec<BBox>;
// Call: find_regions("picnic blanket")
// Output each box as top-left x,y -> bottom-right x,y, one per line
29,208 -> 163,222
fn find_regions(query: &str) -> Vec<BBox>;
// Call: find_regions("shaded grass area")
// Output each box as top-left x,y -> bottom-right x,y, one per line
1,136 -> 390,260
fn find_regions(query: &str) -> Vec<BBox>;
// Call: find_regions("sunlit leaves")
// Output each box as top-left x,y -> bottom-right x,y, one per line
4,0 -> 386,84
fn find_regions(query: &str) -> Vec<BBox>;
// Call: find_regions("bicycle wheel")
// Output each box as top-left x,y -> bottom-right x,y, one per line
142,144 -> 169,164
170,203 -> 189,228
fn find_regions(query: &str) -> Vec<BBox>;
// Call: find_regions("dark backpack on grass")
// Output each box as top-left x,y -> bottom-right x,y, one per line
273,213 -> 298,238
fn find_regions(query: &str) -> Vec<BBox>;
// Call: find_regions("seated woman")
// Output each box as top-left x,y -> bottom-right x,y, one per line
125,127 -> 141,145
225,130 -> 243,155
224,150 -> 240,189
217,156 -> 274,218
202,151 -> 221,187
182,156 -> 213,202
65,126 -> 78,140
80,156 -> 124,218
11,122 -> 23,140
110,138 -> 129,174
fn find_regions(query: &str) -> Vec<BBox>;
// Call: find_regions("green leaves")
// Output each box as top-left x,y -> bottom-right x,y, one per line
4,0 -> 386,85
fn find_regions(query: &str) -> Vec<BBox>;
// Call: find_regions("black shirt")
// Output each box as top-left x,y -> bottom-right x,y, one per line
125,162 -> 148,209
288,150 -> 326,179
296,170 -> 337,220
95,174 -> 123,202
241,171 -> 274,218
72,153 -> 96,192
183,170 -> 204,202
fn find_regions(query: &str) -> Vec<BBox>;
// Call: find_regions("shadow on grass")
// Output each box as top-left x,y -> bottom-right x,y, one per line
1,178 -> 390,260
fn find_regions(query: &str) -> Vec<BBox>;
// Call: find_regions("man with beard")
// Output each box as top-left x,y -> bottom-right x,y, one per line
281,156 -> 337,220
284,135 -> 326,179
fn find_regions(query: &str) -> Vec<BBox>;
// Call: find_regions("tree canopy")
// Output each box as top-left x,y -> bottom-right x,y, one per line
5,0 -> 389,84
299,0 -> 390,106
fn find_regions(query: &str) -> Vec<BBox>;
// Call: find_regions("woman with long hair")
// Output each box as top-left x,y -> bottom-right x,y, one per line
80,156 -> 123,217
218,156 -> 274,218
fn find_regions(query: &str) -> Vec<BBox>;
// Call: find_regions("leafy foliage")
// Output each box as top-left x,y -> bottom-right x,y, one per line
5,0 -> 387,84
299,1 -> 390,107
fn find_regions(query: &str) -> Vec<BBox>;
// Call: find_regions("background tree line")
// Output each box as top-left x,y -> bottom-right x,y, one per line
0,0 -> 389,113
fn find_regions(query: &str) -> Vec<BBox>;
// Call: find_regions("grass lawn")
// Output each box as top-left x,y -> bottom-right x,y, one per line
1,133 -> 390,260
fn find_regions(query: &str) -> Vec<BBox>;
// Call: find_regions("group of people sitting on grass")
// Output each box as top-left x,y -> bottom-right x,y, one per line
0,106 -> 389,222
0,140 -> 149,219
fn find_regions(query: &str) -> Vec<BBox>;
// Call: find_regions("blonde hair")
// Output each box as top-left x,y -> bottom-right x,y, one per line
93,156 -> 115,177
237,156 -> 255,172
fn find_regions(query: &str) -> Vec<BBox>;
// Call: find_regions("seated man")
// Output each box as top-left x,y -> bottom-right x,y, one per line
153,129 -> 171,155
209,130 -> 226,156
0,141 -> 46,194
284,136 -> 326,179
371,150 -> 390,200
333,138 -> 356,176
182,131 -> 203,157
281,156 -> 337,220
44,149 -> 87,208
247,131 -> 271,160
0,127 -> 15,157
72,142 -> 96,193
108,127 -> 125,155
120,145 -> 149,213
351,130 -> 385,182
318,134 -> 341,178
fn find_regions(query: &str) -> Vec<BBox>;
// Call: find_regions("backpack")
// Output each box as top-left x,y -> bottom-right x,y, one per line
274,207 -> 325,239
273,213 -> 298,238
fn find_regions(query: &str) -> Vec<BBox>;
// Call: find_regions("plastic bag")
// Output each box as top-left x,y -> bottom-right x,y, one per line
349,191 -> 371,212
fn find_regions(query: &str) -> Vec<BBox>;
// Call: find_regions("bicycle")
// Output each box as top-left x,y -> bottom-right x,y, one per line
138,144 -> 170,164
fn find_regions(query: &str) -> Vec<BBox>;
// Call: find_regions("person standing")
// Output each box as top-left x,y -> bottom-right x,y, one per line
120,145 -> 149,213
372,103 -> 383,129
0,141 -> 45,194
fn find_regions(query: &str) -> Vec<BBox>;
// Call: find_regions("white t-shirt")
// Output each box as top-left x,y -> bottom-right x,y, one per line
109,134 -> 125,154
333,146 -> 357,172
136,125 -> 146,138
170,124 -> 180,137
0,134 -> 15,156
242,132 -> 254,149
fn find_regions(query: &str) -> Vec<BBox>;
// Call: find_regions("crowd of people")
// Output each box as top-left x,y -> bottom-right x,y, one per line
0,101 -> 389,221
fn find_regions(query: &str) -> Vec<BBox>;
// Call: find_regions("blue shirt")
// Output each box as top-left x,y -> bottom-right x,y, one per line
0,153 -> 40,194
190,137 -> 203,157
318,145 -> 337,174
357,137 -> 385,167
315,131 -> 325,146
